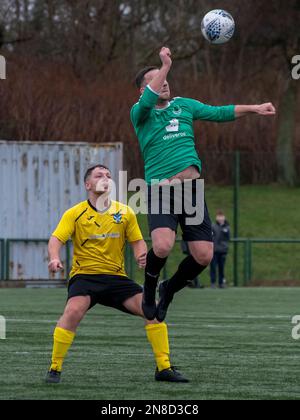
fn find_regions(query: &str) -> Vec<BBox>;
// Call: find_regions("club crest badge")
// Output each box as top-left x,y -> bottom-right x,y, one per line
173,105 -> 182,116
112,211 -> 123,224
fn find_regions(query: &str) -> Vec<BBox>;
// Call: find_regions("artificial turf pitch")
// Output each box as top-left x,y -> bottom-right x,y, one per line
0,287 -> 300,400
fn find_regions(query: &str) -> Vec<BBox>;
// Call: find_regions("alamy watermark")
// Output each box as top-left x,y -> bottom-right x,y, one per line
291,55 -> 300,80
0,55 -> 6,80
0,316 -> 6,339
292,316 -> 300,340
94,173 -> 205,226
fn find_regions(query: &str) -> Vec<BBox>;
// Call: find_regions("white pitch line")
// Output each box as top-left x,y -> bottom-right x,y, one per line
5,315 -> 292,324
168,313 -> 292,320
6,319 -> 58,323
11,351 -> 153,357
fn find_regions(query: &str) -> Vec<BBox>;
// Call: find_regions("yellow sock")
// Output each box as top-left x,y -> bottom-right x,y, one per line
50,327 -> 75,372
145,323 -> 171,372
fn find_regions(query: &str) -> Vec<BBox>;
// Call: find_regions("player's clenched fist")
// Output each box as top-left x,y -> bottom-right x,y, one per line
159,47 -> 172,68
48,259 -> 64,273
256,103 -> 276,116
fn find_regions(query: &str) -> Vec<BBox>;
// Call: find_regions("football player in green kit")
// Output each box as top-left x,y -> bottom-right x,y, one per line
131,47 -> 276,322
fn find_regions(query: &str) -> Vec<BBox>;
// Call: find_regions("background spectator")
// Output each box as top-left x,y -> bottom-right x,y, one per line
210,211 -> 231,288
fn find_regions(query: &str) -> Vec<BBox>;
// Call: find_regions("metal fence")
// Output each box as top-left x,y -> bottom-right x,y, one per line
125,238 -> 300,287
1,237 -> 300,286
231,238 -> 300,285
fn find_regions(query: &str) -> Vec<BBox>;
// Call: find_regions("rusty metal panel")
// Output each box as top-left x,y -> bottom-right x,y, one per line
0,141 -> 123,280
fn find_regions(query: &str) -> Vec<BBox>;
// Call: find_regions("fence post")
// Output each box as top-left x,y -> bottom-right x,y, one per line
5,240 -> 10,281
126,244 -> 134,279
0,240 -> 4,281
243,240 -> 248,286
248,240 -> 253,283
233,151 -> 240,287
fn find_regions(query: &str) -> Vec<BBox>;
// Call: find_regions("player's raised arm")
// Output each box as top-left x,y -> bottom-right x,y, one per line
234,103 -> 276,118
148,47 -> 172,94
131,47 -> 172,126
48,236 -> 64,273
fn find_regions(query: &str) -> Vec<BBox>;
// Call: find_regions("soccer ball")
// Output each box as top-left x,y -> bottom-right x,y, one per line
201,9 -> 235,44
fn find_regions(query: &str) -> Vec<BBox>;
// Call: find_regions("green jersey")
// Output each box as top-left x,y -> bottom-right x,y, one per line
130,85 -> 236,184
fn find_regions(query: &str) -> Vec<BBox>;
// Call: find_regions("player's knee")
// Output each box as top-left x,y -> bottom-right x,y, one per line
64,305 -> 85,324
153,239 -> 173,258
193,249 -> 213,266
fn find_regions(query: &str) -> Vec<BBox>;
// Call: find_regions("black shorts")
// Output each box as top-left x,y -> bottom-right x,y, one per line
147,179 -> 213,242
67,274 -> 143,315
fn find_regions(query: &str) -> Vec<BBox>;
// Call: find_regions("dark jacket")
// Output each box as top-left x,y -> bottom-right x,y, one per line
212,221 -> 230,254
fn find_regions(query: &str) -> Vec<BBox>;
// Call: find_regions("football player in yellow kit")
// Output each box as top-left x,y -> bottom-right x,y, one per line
45,164 -> 188,383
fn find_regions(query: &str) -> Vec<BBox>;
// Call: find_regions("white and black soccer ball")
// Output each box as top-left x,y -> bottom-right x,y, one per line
201,9 -> 235,44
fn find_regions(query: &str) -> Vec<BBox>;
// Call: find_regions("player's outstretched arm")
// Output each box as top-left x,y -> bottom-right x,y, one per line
48,236 -> 64,273
148,47 -> 172,94
186,100 -> 275,123
235,103 -> 276,118
131,240 -> 148,269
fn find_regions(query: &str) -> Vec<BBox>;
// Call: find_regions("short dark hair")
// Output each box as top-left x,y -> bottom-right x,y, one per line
135,66 -> 158,89
216,210 -> 225,216
84,164 -> 110,183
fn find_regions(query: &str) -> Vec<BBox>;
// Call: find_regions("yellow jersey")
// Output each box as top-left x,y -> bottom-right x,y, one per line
52,200 -> 143,279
